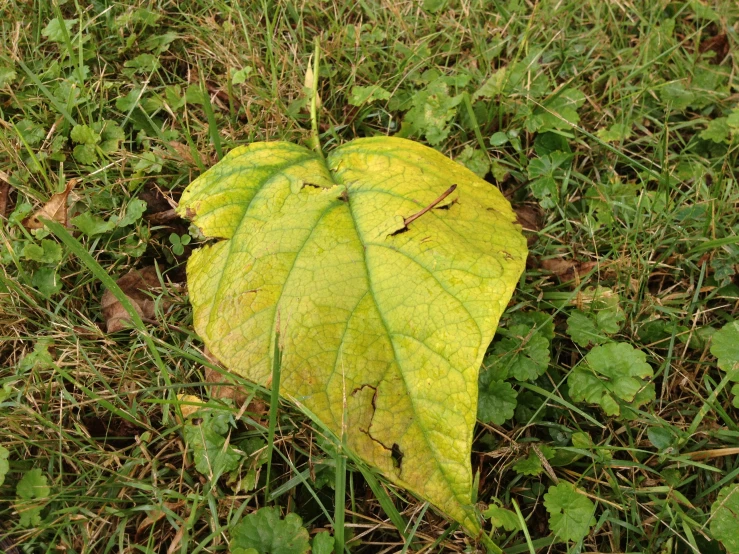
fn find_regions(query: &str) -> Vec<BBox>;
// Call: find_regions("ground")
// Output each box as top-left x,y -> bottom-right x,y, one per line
1,1 -> 738,553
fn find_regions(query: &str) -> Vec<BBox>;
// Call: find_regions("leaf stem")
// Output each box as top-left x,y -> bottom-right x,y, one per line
264,331 -> 282,502
309,36 -> 323,159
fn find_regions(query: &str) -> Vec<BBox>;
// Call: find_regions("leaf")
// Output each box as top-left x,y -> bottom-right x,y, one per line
710,484 -> 739,553
474,67 -> 507,100
483,504 -> 521,531
0,66 -> 17,87
32,267 -> 62,298
16,468 -> 50,527
183,408 -> 242,477
348,85 -> 392,106
18,340 -> 54,372
568,342 -> 654,417
73,144 -> 97,164
101,266 -> 164,333
596,123 -> 632,143
22,239 -> 62,264
660,81 -> 695,110
512,446 -> 553,476
230,507 -> 310,554
478,379 -> 517,425
231,67 -> 253,85
710,321 -> 739,374
544,482 -> 596,542
22,179 -> 77,230
0,446 -> 9,486
456,146 -> 490,178
403,78 -> 462,145
700,117 -> 730,143
311,531 -> 335,554
177,137 -> 527,532
71,124 -> 101,145
71,212 -> 116,236
41,18 -> 78,42
486,323 -> 550,382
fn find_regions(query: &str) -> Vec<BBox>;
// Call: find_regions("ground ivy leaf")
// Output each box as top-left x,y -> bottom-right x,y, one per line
22,239 -> 62,264
483,504 -> 521,531
16,468 -> 50,527
41,18 -> 78,43
183,409 -> 242,477
348,85 -> 391,106
513,449 -> 545,476
230,507 -> 310,554
177,137 -> 527,532
311,531 -> 334,554
0,446 -> 9,486
71,212 -> 116,236
478,379 -> 517,425
457,146 -> 490,178
710,321 -> 739,374
491,324 -> 550,382
700,117 -> 730,143
566,312 -> 608,347
544,482 -> 596,543
568,342 -> 654,417
710,483 -> 739,553
403,79 -> 462,145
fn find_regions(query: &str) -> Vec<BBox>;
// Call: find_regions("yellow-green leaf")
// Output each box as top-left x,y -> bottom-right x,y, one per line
177,137 -> 526,533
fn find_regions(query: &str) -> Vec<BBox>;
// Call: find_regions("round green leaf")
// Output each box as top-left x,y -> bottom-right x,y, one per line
544,482 -> 596,543
177,138 -> 527,532
231,507 -> 310,554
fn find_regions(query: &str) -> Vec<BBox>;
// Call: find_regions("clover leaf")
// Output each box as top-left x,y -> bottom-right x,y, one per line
568,342 -> 654,416
230,507 -> 310,554
544,482 -> 596,543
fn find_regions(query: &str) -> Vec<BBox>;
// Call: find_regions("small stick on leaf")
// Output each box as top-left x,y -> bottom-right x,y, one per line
403,184 -> 457,227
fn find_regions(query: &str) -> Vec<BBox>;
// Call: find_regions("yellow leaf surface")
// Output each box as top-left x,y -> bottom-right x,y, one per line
177,137 -> 527,533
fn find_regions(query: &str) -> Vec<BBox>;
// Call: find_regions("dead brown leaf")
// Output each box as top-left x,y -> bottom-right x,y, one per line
540,258 -> 599,281
101,266 -> 165,333
0,180 -> 9,219
203,347 -> 267,415
22,179 -> 77,229
513,204 -> 543,246
699,32 -> 729,61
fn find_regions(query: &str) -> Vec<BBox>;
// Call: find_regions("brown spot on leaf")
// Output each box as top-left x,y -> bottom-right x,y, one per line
23,179 -> 77,229
101,266 -> 166,333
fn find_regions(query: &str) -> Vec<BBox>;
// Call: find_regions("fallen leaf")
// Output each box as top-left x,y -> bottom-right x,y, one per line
513,204 -> 543,246
540,258 -> 598,281
699,33 -> 729,61
0,180 -> 9,219
101,266 -> 164,332
23,179 -> 77,230
176,394 -> 206,420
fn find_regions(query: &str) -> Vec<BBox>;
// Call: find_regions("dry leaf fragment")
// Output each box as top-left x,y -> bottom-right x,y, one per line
513,204 -> 543,246
101,266 -> 164,332
23,179 -> 77,229
540,258 -> 598,281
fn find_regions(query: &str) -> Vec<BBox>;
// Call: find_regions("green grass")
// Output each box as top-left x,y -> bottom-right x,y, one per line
1,0 -> 738,552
